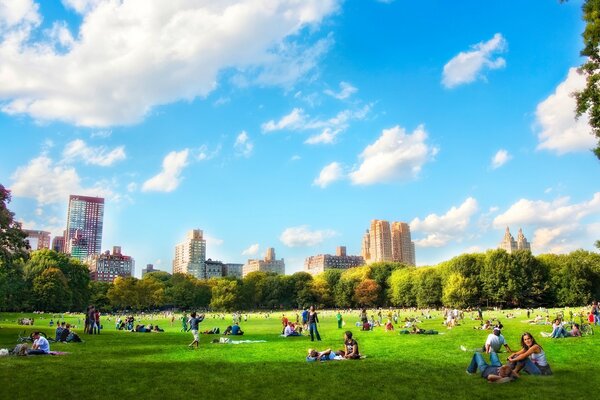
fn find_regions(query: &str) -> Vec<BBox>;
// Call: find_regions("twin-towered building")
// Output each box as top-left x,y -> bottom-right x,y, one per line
498,227 -> 532,254
361,220 -> 416,266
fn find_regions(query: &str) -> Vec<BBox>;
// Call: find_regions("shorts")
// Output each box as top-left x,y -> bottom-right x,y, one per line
192,329 -> 199,341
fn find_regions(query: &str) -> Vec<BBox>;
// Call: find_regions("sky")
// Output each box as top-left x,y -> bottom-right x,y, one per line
0,0 -> 598,276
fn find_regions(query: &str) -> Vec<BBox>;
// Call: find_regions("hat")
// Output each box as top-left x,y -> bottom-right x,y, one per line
493,327 -> 501,333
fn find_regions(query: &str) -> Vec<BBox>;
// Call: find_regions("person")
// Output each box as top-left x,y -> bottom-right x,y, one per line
230,322 -> 244,336
55,322 -> 65,342
485,327 -> 512,353
301,308 -> 309,329
281,314 -> 289,334
592,301 -> 599,326
466,351 -> 518,383
28,332 -> 50,355
284,321 -> 300,337
566,323 -> 582,337
360,308 -> 368,325
384,319 -> 394,331
507,332 -> 552,375
308,305 -> 321,342
336,310 -> 343,329
187,312 -> 205,349
181,313 -> 188,332
223,325 -> 233,335
306,348 -> 344,362
343,331 -> 360,359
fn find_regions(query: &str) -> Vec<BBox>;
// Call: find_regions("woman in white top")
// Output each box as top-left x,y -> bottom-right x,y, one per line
507,332 -> 552,375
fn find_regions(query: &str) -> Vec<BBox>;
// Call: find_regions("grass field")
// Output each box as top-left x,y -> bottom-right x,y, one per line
0,308 -> 597,400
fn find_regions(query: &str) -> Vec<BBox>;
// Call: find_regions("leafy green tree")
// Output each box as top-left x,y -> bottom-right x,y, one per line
370,262 -> 404,305
334,277 -> 357,308
442,273 -> 478,308
210,279 -> 241,311
481,249 -> 524,306
388,267 -> 416,307
0,184 -> 29,267
414,268 -> 442,307
89,281 -> 112,312
136,277 -> 165,309
32,267 -> 71,311
240,271 -> 269,308
0,259 -> 27,311
108,276 -> 138,309
311,274 -> 332,308
354,279 -> 380,306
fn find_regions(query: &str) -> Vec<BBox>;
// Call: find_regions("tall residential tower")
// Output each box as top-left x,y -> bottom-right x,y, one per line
362,219 -> 416,266
65,195 -> 104,261
172,229 -> 206,279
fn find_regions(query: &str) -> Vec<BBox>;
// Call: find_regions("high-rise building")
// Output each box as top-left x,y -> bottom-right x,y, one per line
243,247 -> 285,277
499,227 -> 531,254
51,232 -> 65,253
304,246 -> 365,276
23,229 -> 51,250
87,246 -> 134,282
172,229 -> 206,279
362,220 -> 416,265
391,222 -> 416,266
65,195 -> 104,261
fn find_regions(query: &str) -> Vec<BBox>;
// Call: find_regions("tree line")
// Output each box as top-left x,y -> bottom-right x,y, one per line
1,184 -> 600,312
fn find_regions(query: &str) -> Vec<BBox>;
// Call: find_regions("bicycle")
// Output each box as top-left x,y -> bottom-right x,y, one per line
580,323 -> 594,336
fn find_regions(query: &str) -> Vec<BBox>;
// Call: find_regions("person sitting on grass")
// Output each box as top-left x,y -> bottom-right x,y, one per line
230,322 -> 244,336
343,331 -> 360,359
27,332 -> 50,355
306,348 -> 345,362
384,319 -> 394,331
284,321 -> 301,337
485,327 -> 512,353
55,322 -> 65,341
566,323 -> 582,337
223,325 -> 233,335
507,332 -> 552,375
466,351 -> 519,383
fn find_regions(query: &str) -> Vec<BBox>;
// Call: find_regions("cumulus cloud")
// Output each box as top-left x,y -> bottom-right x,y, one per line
305,128 -> 342,144
349,124 -> 437,185
242,243 -> 260,256
411,197 -> 479,247
442,33 -> 507,88
261,108 -> 306,132
536,67 -> 596,154
10,154 -> 114,205
324,81 -> 357,100
0,0 -> 339,127
234,131 -> 254,157
142,149 -> 189,193
491,149 -> 511,169
493,193 -> 600,253
279,225 -> 336,247
313,162 -> 344,188
62,139 -> 126,166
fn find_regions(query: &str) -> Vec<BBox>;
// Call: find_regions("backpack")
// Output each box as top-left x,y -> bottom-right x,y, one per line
66,332 -> 82,343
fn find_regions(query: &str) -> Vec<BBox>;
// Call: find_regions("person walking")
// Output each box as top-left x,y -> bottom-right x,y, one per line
187,312 -> 205,349
308,305 -> 321,342
336,310 -> 343,329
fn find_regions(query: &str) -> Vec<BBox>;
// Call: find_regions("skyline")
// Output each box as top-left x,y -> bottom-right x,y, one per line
0,0 -> 598,277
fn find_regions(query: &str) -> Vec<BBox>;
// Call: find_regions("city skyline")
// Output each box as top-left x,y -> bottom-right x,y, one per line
1,1 -> 598,277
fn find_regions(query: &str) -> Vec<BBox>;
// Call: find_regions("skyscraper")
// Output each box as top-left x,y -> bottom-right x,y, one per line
172,229 -> 206,279
499,227 -> 531,253
65,195 -> 104,261
362,219 -> 416,266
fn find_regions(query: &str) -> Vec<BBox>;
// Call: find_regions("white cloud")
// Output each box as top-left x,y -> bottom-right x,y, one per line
349,124 -> 437,185
491,149 -> 511,169
0,1 -> 339,127
313,162 -> 344,188
142,149 -> 189,193
279,225 -> 336,247
234,131 -> 254,157
90,130 -> 112,138
324,81 -> 357,100
242,243 -> 260,256
126,182 -> 137,192
10,154 -> 114,205
205,234 -> 224,247
290,155 -> 301,161
442,33 -> 507,88
411,197 -> 479,247
494,193 -> 600,253
536,67 -> 596,154
305,128 -> 341,144
261,108 -> 306,132
193,144 -> 220,161
62,139 -> 126,166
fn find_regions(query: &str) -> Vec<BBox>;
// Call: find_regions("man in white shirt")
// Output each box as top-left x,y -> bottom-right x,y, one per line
28,332 -> 50,355
485,327 -> 512,353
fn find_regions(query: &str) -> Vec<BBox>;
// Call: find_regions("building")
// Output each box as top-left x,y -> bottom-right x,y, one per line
205,259 -> 225,279
362,220 -> 416,266
391,222 -> 416,266
243,247 -> 285,277
87,246 -> 134,282
142,264 -> 157,277
499,227 -> 531,254
172,229 -> 206,279
23,229 -> 51,250
65,195 -> 104,261
304,246 -> 365,276
51,233 -> 65,253
224,263 -> 243,279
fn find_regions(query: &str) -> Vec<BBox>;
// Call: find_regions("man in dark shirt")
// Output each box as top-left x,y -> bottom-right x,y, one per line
187,312 -> 205,349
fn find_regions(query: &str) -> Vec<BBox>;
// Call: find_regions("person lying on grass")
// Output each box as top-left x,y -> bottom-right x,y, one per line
466,351 -> 519,383
507,332 -> 552,375
306,348 -> 345,362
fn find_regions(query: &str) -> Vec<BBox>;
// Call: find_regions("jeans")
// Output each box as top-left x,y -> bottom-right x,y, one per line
509,358 -> 543,375
467,352 -> 501,374
309,322 -> 321,341
551,326 -> 566,338
595,314 -> 600,326
27,349 -> 48,355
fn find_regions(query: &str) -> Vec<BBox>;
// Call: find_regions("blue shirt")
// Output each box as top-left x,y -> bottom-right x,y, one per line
231,325 -> 241,335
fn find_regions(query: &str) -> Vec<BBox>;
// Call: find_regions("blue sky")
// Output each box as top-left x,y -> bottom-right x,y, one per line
0,0 -> 598,276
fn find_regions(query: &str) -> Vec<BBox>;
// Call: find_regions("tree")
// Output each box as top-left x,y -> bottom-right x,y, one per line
108,276 -> 138,309
32,267 -> 71,311
570,0 -> 600,159
354,279 -> 380,307
210,279 -> 240,311
442,273 -> 478,308
414,268 -> 442,307
0,259 -> 27,311
0,184 -> 29,267
89,281 -> 112,312
388,267 -> 416,307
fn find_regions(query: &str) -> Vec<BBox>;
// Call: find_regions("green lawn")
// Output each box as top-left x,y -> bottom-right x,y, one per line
0,309 -> 596,400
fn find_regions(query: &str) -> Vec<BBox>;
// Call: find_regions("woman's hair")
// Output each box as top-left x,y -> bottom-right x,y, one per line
573,323 -> 580,329
308,349 -> 318,357
520,332 -> 539,349
345,331 -> 353,339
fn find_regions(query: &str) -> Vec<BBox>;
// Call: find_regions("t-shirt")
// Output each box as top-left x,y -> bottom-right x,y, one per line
301,310 -> 309,322
481,366 -> 500,379
308,312 -> 319,324
231,325 -> 241,335
189,316 -> 204,331
345,339 -> 358,356
485,333 -> 506,353
284,325 -> 295,336
34,336 -> 50,353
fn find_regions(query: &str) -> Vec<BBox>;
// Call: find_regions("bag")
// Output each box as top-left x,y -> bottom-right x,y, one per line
12,343 -> 28,356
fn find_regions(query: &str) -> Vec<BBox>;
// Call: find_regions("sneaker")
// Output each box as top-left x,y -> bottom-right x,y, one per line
460,345 -> 467,352
466,370 -> 474,375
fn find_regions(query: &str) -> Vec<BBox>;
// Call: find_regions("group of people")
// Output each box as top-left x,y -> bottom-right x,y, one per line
84,306 -> 101,335
54,321 -> 82,342
540,318 -> 581,338
281,306 -> 321,341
